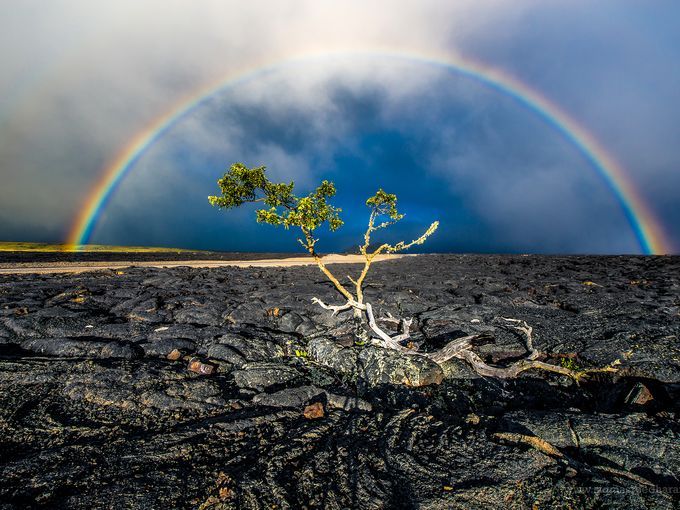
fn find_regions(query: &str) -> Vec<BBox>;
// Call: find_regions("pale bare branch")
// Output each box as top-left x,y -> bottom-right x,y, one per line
372,221 -> 439,257
364,302 -> 402,348
500,317 -> 539,359
311,298 -> 354,316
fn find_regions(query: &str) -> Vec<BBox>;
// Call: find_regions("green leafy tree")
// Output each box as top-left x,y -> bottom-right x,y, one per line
209,163 -> 438,316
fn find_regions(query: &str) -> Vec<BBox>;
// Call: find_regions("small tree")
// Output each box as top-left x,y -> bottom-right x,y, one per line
210,163 -> 593,380
209,163 -> 437,342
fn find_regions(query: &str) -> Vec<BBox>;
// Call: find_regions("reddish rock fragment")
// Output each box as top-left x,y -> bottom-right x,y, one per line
167,349 -> 182,361
188,357 -> 215,375
625,382 -> 654,405
303,402 -> 325,419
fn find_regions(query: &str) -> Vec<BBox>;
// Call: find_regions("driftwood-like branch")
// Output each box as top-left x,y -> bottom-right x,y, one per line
311,298 -> 355,316
365,302 -> 405,350
377,312 -> 413,343
493,432 -> 565,458
391,317 -> 413,343
425,335 -> 477,364
500,317 -> 539,360
311,297 -> 589,381
456,349 -> 581,379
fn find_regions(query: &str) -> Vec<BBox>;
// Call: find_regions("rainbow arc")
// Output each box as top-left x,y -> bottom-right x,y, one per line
66,50 -> 672,254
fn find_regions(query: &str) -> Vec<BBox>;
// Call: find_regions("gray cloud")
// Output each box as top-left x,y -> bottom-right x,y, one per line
0,0 -> 677,253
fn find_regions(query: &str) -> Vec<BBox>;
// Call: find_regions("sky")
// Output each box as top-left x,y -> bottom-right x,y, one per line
0,0 -> 678,254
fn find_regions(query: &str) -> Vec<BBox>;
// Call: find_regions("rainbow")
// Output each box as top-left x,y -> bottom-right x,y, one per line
66,49 -> 672,254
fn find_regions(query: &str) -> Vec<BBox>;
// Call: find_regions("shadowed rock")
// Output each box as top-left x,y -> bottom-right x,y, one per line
20,337 -> 140,359
252,385 -> 325,408
231,362 -> 301,391
140,338 -> 196,358
206,333 -> 284,368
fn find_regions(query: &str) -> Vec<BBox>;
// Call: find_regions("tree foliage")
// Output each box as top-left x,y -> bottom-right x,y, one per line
209,163 -> 343,252
209,163 -> 439,307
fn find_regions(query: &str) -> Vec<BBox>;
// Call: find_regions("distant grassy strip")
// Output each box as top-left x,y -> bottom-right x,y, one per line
0,241 -> 199,253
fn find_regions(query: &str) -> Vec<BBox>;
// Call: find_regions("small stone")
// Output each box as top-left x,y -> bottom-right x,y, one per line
188,357 -> 215,375
465,413 -> 480,425
216,472 -> 234,501
624,382 -> 654,405
167,349 -> 182,361
303,402 -> 324,419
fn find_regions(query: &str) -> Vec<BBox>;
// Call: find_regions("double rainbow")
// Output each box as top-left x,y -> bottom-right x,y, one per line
66,50 -> 672,254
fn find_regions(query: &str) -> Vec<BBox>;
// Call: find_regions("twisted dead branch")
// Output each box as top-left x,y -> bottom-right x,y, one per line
311,297 -> 590,380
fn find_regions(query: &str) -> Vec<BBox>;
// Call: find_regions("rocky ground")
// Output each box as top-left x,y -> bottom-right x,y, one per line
0,254 -> 678,509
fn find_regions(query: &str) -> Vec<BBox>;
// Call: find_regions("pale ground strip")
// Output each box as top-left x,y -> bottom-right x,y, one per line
0,254 -> 407,274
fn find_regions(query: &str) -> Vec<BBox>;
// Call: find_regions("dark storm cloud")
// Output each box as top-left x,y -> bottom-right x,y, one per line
452,0 -> 680,252
0,1 -> 677,253
87,62 -> 640,254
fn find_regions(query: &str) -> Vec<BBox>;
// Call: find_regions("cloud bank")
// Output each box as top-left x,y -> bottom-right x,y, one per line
0,0 -> 677,253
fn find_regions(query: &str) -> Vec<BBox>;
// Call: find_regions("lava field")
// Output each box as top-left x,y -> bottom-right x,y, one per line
0,254 -> 678,509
